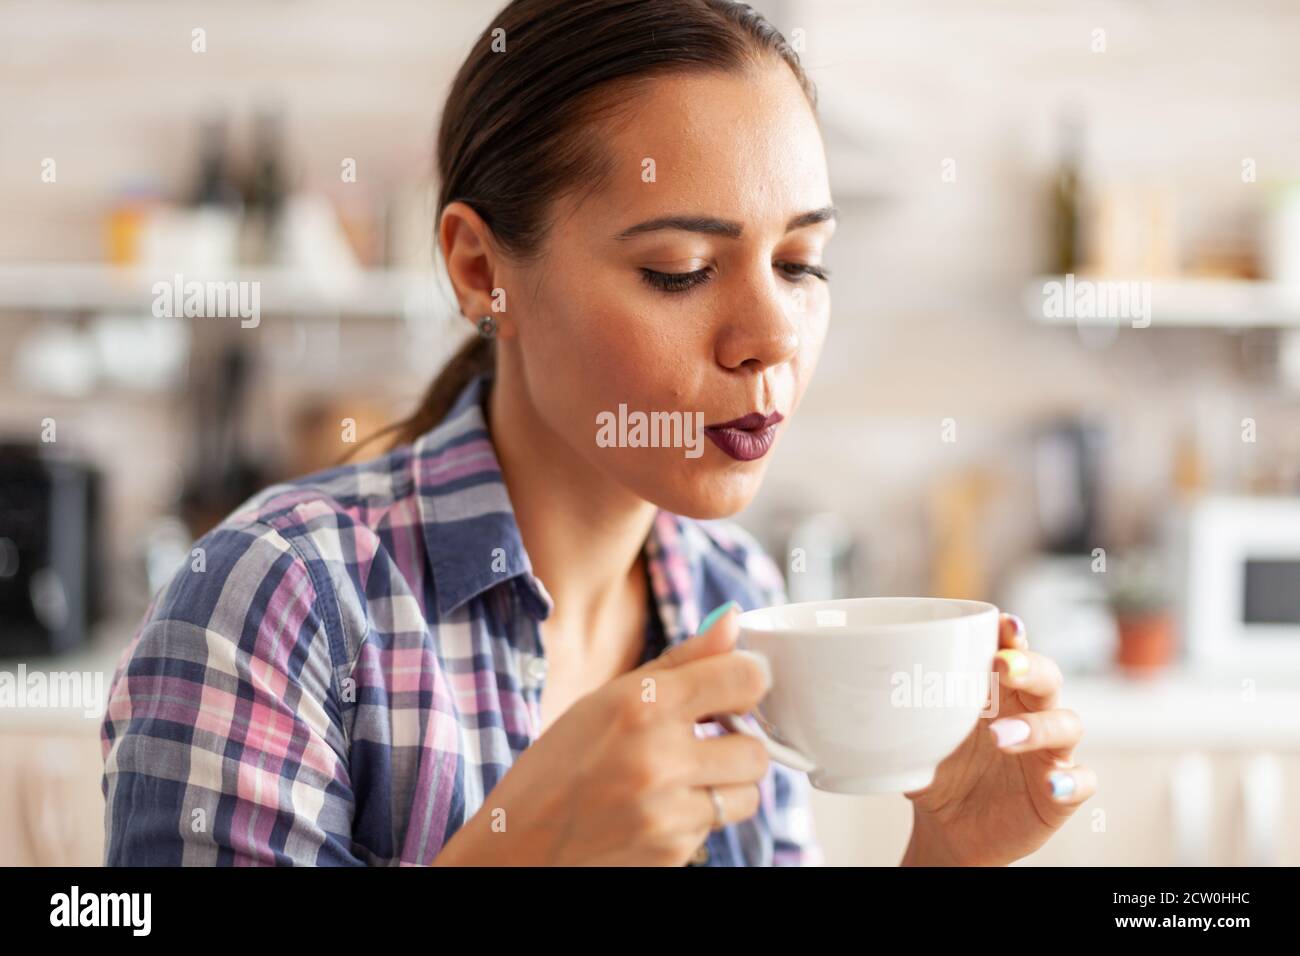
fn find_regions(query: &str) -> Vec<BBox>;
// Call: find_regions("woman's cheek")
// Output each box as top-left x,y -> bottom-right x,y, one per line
594,308 -> 692,392
798,307 -> 829,369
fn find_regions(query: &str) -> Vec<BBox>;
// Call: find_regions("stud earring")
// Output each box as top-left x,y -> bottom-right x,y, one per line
476,314 -> 497,338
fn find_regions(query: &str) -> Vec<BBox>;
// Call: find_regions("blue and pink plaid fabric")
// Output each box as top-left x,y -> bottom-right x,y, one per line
101,370 -> 821,866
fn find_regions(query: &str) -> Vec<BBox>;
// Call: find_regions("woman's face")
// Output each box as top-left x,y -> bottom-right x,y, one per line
496,62 -> 835,520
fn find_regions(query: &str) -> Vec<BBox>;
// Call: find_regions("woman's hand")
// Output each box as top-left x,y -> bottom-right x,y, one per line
901,612 -> 1097,866
433,606 -> 771,866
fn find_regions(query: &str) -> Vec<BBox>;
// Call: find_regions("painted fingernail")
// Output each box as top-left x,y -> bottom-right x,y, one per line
1006,613 -> 1026,644
996,648 -> 1029,681
989,717 -> 1031,748
1049,771 -> 1076,800
698,601 -> 739,635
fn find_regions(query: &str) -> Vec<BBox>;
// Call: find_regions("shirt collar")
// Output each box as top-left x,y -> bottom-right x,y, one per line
410,369 -> 706,647
411,369 -> 554,618
643,509 -> 705,650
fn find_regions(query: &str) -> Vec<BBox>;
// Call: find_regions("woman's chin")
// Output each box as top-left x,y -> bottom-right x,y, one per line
640,468 -> 765,521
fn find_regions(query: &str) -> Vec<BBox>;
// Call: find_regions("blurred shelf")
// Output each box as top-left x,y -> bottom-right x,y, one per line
1023,275 -> 1300,328
1063,666 -> 1300,750
0,261 -> 447,320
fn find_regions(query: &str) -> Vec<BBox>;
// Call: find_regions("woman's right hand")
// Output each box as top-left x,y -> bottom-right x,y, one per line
432,605 -> 773,866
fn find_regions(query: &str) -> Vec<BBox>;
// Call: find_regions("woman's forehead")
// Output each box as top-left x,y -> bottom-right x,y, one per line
569,68 -> 831,237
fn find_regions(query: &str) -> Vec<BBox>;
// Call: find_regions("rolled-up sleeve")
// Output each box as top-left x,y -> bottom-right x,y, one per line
101,520 -> 360,865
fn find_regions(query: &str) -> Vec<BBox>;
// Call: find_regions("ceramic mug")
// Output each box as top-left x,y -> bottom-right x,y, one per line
718,597 -> 1000,794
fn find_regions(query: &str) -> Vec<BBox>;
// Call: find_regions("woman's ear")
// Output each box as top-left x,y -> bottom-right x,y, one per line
439,200 -> 517,337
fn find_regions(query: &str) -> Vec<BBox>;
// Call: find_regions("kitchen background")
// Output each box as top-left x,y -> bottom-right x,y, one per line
2,0 -> 1299,865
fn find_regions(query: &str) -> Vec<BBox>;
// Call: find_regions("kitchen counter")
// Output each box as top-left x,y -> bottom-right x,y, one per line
1061,666 -> 1300,750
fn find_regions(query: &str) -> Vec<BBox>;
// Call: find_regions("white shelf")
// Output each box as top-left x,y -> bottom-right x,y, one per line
1023,275 -> 1300,328
1062,667 -> 1300,750
0,261 -> 448,320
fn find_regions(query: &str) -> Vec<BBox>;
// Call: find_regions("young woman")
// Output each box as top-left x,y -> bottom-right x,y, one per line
102,0 -> 1093,866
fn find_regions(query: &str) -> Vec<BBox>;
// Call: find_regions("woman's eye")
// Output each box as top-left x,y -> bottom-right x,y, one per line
777,261 -> 831,283
640,267 -> 711,293
640,262 -> 830,294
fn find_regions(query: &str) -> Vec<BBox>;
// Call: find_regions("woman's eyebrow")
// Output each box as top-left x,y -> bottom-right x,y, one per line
613,205 -> 837,240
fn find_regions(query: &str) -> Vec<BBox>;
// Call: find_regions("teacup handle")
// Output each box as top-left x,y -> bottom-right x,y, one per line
712,655 -> 821,780
714,711 -> 819,774
693,610 -> 819,774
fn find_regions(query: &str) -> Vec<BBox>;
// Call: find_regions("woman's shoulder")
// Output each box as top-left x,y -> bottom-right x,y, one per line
225,446 -> 418,542
149,447 -> 421,630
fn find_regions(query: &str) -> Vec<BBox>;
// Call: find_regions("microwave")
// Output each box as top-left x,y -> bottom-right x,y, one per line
1173,496 -> 1300,669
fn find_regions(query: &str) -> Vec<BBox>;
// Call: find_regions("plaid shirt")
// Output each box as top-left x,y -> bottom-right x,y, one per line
101,370 -> 821,866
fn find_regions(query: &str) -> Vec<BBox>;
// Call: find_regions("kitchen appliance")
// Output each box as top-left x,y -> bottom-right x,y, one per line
999,554 -> 1119,675
0,444 -> 104,656
1032,416 -> 1105,554
179,342 -> 267,538
1169,495 -> 1300,670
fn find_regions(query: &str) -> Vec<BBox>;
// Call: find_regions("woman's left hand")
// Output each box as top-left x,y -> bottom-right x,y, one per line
901,612 -> 1097,866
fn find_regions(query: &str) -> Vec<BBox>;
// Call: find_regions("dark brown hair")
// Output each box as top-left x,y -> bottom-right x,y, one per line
372,0 -> 817,452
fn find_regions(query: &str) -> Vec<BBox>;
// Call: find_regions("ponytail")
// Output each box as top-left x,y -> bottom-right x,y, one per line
386,334 -> 496,450
340,334 -> 494,463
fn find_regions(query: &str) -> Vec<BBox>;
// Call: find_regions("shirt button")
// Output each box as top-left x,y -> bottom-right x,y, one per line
689,842 -> 710,865
525,655 -> 548,686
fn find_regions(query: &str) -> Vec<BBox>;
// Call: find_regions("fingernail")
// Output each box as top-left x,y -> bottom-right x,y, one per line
996,648 -> 1029,681
989,717 -> 1030,748
1049,771 -> 1076,799
698,601 -> 739,635
733,649 -> 772,691
1007,613 -> 1027,645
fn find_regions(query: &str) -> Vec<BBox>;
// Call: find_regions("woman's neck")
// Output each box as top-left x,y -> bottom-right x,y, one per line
486,365 -> 657,655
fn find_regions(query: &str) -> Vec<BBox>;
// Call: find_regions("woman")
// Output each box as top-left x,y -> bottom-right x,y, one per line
102,0 -> 1094,866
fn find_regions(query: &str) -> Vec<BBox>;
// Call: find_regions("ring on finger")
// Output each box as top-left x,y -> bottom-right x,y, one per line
706,785 -> 725,829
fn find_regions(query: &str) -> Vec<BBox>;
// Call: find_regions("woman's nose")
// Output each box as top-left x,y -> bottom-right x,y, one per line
714,272 -> 801,372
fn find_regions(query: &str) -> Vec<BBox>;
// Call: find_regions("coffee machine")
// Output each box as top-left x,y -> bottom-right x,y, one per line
0,443 -> 104,657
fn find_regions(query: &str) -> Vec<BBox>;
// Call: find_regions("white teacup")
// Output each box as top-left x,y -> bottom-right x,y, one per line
719,597 -> 1000,795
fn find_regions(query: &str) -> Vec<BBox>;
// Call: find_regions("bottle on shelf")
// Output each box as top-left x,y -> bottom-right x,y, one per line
1050,105 -> 1085,276
188,111 -> 244,211
239,104 -> 289,266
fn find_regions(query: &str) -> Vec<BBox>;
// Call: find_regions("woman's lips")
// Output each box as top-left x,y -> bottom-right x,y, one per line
703,411 -> 785,462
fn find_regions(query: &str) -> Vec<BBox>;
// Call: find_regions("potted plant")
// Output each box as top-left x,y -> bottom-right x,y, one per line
1106,551 -> 1176,677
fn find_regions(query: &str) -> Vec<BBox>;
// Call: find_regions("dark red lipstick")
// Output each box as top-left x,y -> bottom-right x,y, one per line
704,411 -> 785,462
